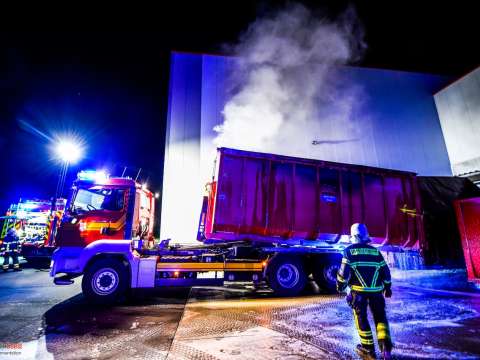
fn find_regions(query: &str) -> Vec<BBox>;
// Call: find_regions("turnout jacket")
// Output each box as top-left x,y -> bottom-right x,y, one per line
1,230 -> 20,251
336,243 -> 391,293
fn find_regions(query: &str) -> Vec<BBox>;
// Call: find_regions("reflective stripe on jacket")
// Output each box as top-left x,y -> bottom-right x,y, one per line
337,243 -> 391,293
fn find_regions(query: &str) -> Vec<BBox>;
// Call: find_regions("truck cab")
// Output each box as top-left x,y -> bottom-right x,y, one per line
51,171 -> 155,285
56,171 -> 154,247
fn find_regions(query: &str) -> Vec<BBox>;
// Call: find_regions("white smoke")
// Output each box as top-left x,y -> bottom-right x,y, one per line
214,4 -> 367,158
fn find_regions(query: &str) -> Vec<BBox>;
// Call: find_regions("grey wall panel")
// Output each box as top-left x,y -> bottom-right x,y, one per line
434,67 -> 480,176
160,53 -> 203,242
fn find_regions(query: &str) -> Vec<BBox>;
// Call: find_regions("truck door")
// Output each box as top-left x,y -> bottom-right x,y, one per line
133,188 -> 154,239
66,186 -> 129,244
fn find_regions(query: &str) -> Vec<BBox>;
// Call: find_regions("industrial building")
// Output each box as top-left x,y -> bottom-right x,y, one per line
161,51 -> 479,246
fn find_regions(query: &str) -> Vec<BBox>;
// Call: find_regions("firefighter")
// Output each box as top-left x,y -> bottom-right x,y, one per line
336,223 -> 392,360
1,228 -> 21,271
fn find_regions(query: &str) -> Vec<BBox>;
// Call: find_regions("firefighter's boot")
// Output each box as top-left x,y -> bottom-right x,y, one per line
356,344 -> 376,359
12,253 -> 21,271
2,258 -> 9,272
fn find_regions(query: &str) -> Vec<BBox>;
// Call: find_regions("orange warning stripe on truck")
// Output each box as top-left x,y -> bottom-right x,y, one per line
85,214 -> 126,231
156,262 -> 264,272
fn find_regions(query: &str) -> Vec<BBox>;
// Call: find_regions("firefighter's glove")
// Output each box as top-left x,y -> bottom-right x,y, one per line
384,287 -> 392,298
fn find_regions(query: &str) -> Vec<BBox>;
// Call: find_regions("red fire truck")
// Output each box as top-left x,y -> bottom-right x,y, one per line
51,148 -> 424,303
0,198 -> 66,265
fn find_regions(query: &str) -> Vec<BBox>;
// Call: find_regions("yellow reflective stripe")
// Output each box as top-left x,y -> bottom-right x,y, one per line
353,310 -> 361,333
377,323 -> 388,330
360,336 -> 374,342
378,332 -> 390,340
353,311 -> 373,339
156,262 -> 264,272
353,310 -> 373,340
376,322 -> 391,340
377,329 -> 389,339
336,274 -> 346,282
351,285 -> 384,292
225,262 -> 264,271
157,262 -> 224,271
342,258 -> 349,264
360,338 -> 374,345
358,330 -> 373,337
350,261 -> 383,266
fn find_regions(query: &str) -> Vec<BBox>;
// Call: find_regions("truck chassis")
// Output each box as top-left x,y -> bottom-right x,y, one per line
51,239 -> 343,303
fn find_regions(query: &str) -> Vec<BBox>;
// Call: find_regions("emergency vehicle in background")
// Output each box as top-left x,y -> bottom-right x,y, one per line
0,198 -> 66,265
50,148 -> 424,303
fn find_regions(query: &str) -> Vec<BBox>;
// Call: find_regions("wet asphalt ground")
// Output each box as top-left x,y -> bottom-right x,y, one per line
0,266 -> 479,360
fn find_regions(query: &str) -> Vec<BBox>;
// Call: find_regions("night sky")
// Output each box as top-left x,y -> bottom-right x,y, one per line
0,1 -> 479,214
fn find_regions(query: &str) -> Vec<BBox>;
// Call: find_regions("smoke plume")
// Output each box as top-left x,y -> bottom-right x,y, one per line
214,4 -> 367,158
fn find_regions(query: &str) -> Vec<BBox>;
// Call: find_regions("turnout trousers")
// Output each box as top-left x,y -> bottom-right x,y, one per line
351,291 -> 392,351
2,251 -> 20,270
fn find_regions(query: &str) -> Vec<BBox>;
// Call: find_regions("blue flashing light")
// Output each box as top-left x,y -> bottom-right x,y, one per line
18,202 -> 39,210
321,194 -> 337,203
77,170 -> 109,183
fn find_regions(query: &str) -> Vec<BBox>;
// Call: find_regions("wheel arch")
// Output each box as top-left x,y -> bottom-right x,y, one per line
84,253 -> 131,285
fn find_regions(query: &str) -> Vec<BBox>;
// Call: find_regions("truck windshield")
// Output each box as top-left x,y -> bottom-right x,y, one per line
72,188 -> 125,213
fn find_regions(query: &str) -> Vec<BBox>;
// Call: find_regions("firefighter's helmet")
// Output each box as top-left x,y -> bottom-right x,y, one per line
350,223 -> 370,243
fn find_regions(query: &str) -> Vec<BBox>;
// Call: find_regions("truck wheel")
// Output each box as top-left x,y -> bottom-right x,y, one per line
82,258 -> 128,304
267,256 -> 307,296
314,260 -> 340,293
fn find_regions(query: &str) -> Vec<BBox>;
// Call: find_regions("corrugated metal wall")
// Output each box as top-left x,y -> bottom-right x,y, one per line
160,53 -> 203,243
162,52 -> 452,243
434,67 -> 480,176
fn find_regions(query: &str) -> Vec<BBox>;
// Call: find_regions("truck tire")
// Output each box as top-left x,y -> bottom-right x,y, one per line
82,258 -> 128,304
266,256 -> 307,296
313,260 -> 341,293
